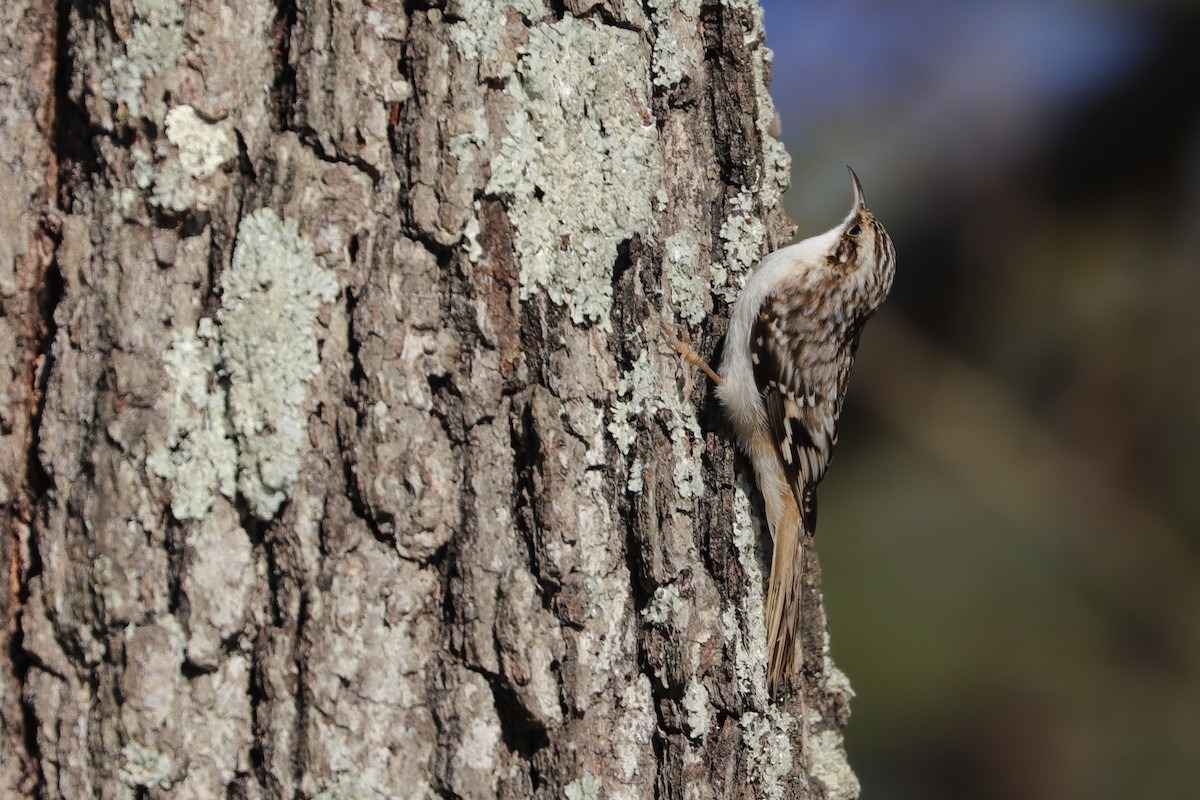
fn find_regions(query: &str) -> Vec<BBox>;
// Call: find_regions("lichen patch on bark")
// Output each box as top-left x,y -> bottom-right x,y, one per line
487,16 -> 663,331
150,208 -> 338,520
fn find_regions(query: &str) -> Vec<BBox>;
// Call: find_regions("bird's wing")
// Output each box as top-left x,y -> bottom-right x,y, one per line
750,297 -> 836,535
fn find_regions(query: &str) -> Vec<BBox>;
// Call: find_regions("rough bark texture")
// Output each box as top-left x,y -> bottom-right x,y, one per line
1,0 -> 60,793
2,1 -> 858,798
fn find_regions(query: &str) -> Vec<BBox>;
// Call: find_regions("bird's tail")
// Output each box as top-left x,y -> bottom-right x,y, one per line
765,500 -> 805,697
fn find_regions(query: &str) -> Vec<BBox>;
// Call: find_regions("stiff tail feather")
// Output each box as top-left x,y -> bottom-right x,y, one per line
765,501 -> 805,697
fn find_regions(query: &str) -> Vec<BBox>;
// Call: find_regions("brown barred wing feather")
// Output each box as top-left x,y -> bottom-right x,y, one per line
750,299 -> 832,536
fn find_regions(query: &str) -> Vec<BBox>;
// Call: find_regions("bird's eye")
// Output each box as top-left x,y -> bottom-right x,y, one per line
847,224 -> 862,237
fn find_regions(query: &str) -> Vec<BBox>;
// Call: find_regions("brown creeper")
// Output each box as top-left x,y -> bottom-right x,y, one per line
684,167 -> 895,695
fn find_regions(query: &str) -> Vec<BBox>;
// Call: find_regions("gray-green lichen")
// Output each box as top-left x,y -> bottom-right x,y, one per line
648,0 -> 703,16
648,0 -> 703,90
626,457 -> 645,493
640,584 -> 683,626
164,105 -> 237,180
150,209 -> 338,520
487,16 -> 663,331
462,205 -> 484,261
682,678 -> 711,739
149,161 -> 196,213
453,713 -> 501,776
715,187 -> 768,302
809,726 -> 862,800
564,770 -> 600,800
810,660 -> 859,797
676,0 -> 705,14
575,573 -> 633,689
147,321 -> 237,520
128,106 -> 235,215
220,208 -> 340,518
119,740 -> 173,790
311,777 -> 394,800
742,707 -> 799,800
726,475 -> 770,699
663,231 -> 706,325
825,658 -> 856,706
756,44 -> 793,196
608,348 -> 704,499
711,0 -> 792,299
448,0 -> 544,74
617,677 -> 655,782
448,108 -> 490,174
101,0 -> 186,118
652,27 -> 700,90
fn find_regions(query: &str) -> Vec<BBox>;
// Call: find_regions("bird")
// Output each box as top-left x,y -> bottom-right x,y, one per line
669,167 -> 895,696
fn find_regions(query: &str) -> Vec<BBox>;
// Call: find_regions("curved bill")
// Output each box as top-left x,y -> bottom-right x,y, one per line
847,165 -> 867,212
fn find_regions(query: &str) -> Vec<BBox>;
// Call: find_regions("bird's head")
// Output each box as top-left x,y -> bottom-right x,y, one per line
822,166 -> 896,320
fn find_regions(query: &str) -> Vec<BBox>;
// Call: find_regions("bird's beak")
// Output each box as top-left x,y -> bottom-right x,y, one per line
847,165 -> 867,212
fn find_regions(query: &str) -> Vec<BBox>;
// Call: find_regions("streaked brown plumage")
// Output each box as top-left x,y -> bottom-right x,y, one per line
717,167 -> 895,696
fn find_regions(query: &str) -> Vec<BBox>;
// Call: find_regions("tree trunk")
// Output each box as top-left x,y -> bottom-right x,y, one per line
3,1 -> 858,798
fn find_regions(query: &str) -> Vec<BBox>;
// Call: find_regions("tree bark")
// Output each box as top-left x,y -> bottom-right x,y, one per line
3,1 -> 858,798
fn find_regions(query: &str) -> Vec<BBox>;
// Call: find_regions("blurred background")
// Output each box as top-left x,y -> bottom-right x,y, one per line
756,2 -> 1200,798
